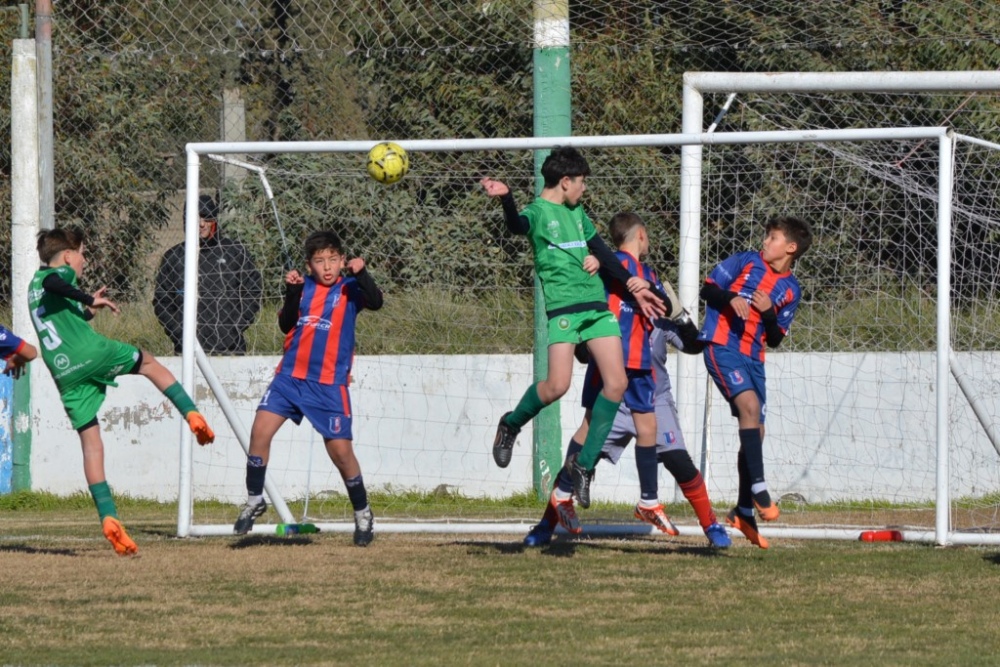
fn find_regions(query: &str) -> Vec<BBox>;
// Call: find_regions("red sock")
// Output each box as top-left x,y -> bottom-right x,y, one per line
679,473 -> 716,530
541,498 -> 559,528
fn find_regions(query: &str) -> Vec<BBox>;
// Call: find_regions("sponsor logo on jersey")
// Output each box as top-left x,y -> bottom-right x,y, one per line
297,315 -> 333,331
54,353 -> 70,370
547,220 -> 561,239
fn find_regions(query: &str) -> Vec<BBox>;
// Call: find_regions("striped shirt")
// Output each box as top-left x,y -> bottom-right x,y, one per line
698,250 -> 801,361
606,250 -> 663,371
276,275 -> 367,385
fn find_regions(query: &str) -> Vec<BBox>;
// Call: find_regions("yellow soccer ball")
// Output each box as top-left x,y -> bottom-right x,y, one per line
366,141 -> 409,185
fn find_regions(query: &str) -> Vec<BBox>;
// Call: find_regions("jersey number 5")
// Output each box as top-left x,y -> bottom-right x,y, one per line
32,307 -> 63,351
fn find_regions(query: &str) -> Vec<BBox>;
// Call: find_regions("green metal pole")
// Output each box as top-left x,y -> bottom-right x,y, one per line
531,0 -> 571,500
11,373 -> 31,491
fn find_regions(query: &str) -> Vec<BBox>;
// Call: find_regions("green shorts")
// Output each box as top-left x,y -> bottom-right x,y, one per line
59,341 -> 141,430
547,308 -> 621,345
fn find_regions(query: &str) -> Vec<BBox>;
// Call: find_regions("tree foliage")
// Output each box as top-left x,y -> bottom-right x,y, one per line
1,0 -> 999,309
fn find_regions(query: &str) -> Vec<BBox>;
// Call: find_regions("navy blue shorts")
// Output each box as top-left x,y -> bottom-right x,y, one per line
581,365 -> 655,413
257,373 -> 354,440
703,344 -> 767,423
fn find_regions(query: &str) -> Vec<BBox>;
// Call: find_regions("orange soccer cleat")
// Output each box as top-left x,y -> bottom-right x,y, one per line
102,517 -> 139,556
634,503 -> 680,536
186,411 -> 215,445
753,491 -> 781,522
726,508 -> 770,550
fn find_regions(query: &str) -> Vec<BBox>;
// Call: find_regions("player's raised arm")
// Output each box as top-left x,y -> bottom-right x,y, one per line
278,271 -> 304,334
347,257 -> 384,311
90,286 -> 120,315
481,177 -> 529,235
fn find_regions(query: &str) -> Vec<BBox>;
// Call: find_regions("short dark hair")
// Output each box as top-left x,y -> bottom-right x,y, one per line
768,216 -> 813,260
37,228 -> 85,264
608,212 -> 645,248
540,146 -> 591,188
303,230 -> 344,260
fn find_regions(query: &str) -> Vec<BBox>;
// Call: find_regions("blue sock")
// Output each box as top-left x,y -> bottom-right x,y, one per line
635,446 -> 659,503
345,474 -> 368,512
739,428 -> 765,483
246,456 -> 267,497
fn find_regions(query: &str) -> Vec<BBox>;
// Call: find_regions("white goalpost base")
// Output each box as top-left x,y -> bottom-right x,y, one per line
177,101 -> 1000,546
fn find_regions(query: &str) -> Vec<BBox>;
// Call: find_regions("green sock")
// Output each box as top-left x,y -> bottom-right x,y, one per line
576,393 -> 621,469
506,383 -> 545,430
164,382 -> 197,417
89,481 -> 118,521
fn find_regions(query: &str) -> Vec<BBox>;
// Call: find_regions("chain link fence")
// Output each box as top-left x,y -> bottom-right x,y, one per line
1,1 -> 1000,355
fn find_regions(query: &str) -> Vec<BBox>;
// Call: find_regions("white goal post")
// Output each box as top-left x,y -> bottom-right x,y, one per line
679,71 -> 1000,547
175,122 -> 1000,546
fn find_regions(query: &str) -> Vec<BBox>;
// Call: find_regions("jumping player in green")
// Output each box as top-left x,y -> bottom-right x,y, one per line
30,228 -> 216,556
481,146 -> 676,507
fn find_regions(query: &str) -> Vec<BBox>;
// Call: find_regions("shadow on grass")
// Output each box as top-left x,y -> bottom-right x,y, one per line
982,552 -> 1000,566
229,535 -> 317,549
454,537 -> 729,559
0,543 -> 79,557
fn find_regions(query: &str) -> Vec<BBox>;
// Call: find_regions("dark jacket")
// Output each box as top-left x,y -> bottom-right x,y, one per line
153,230 -> 263,354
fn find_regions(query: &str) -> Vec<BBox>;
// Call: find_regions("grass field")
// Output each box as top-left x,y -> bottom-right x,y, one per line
2,496 -> 1000,666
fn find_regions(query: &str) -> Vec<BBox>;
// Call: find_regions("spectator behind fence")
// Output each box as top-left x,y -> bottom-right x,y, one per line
153,195 -> 263,355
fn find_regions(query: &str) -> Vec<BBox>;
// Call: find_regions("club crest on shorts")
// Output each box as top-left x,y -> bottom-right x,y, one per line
728,369 -> 745,385
664,430 -> 677,444
558,317 -> 570,330
331,415 -> 343,434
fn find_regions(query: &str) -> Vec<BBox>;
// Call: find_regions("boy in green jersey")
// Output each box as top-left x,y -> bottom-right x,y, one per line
480,146 -> 675,507
29,228 -> 216,556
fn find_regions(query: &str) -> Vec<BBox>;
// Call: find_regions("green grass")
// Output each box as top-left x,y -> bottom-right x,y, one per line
1,494 -> 999,666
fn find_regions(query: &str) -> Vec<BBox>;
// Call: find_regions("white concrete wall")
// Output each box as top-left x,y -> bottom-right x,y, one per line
27,351 -> 1000,505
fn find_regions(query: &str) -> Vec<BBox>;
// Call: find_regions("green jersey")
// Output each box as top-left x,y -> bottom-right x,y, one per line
28,265 -> 128,391
521,197 -> 607,314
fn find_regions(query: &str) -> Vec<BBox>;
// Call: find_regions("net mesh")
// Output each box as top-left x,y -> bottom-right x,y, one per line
3,1 -> 1000,535
179,132 -> 1000,537
2,1 -> 1000,305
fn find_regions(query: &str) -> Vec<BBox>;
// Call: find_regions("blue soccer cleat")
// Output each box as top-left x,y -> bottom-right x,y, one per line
523,521 -> 555,547
704,522 -> 732,549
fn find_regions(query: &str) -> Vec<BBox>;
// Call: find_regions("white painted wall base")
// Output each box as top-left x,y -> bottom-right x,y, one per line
26,351 -> 1000,505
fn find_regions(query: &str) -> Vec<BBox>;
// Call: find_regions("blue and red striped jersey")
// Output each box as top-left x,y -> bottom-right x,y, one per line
606,250 -> 664,370
0,323 -> 26,361
275,275 -> 368,385
698,250 -> 801,361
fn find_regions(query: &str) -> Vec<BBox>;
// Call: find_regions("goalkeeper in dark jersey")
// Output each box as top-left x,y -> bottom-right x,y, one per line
29,228 -> 216,556
481,146 -> 675,508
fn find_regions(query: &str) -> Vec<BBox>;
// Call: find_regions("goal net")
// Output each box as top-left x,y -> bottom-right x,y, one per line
176,128 -> 1000,545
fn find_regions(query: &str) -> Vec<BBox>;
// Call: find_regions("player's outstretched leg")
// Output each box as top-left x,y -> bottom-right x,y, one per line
102,516 -> 138,556
138,351 -> 216,445
726,507 -> 769,549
